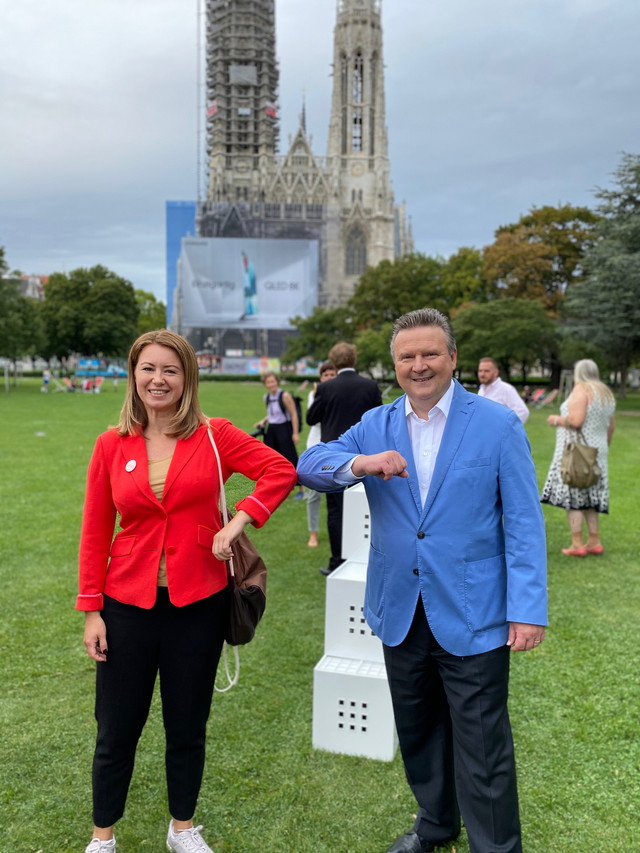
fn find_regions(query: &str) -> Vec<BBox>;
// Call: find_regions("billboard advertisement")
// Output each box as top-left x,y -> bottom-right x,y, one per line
176,237 -> 318,329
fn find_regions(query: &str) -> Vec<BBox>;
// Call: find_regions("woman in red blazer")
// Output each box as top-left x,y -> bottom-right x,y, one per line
78,330 -> 297,853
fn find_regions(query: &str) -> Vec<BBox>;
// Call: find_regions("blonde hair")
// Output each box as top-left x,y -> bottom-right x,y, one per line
573,359 -> 615,405
117,329 -> 206,438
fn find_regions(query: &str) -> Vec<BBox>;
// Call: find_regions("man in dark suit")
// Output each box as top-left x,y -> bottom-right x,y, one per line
298,309 -> 547,852
306,342 -> 382,575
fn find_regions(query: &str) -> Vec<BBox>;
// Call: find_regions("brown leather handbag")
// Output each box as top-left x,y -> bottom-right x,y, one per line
207,427 -> 267,646
560,429 -> 601,489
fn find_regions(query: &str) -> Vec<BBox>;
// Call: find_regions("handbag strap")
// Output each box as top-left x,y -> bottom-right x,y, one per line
207,425 -> 235,579
207,425 -> 240,692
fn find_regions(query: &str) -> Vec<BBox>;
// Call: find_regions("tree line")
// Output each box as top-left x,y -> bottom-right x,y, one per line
284,152 -> 640,396
2,152 -> 638,395
0,257 -> 166,368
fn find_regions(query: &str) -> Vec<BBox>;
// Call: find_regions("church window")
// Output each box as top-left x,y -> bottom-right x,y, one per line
369,52 -> 377,156
341,53 -> 349,155
346,228 -> 367,276
353,52 -> 363,104
285,203 -> 303,219
352,109 -> 362,151
352,51 -> 364,152
265,203 -> 281,219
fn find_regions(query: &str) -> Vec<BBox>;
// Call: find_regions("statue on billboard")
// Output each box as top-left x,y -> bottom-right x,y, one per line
240,251 -> 258,319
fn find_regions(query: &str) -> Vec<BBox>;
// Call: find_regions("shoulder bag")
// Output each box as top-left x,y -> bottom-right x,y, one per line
560,428 -> 601,489
207,427 -> 267,645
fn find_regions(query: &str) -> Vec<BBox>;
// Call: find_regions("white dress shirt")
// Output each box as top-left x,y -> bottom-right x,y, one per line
336,380 -> 455,507
404,380 -> 454,506
478,377 -> 529,424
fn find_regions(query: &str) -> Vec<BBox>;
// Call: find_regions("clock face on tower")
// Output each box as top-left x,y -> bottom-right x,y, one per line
350,160 -> 365,177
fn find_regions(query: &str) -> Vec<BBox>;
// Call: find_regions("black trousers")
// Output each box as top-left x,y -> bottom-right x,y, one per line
383,601 -> 522,853
92,588 -> 227,828
264,420 -> 298,469
326,489 -> 345,572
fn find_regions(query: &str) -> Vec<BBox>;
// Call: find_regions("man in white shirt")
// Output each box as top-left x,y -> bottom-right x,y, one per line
477,357 -> 529,423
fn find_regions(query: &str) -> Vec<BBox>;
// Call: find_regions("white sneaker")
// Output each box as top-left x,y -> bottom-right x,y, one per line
166,820 -> 214,853
85,839 -> 116,853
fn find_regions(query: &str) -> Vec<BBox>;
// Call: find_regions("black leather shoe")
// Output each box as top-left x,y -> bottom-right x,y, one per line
319,567 -> 332,576
385,831 -> 435,853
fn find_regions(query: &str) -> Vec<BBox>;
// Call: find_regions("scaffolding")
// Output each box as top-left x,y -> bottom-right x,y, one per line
204,0 -> 280,203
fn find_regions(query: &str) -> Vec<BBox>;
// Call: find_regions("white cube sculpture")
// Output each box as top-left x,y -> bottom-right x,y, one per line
313,655 -> 398,761
341,482 -> 371,564
312,484 -> 398,761
324,560 -> 383,663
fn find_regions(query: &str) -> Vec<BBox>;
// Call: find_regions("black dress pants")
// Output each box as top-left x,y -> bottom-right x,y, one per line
92,588 -> 227,828
383,600 -> 522,853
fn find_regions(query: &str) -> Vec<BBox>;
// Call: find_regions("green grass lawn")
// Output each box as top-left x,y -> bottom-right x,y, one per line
0,380 -> 638,852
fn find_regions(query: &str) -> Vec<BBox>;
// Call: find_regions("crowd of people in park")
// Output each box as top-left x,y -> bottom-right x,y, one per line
75,315 -> 616,853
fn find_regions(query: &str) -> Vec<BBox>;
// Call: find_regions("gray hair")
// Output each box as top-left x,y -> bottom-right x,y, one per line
573,358 -> 615,404
573,359 -> 601,384
390,309 -> 456,360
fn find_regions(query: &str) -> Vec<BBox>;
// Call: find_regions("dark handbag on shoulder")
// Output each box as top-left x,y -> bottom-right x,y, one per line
560,429 -> 601,489
207,427 -> 267,646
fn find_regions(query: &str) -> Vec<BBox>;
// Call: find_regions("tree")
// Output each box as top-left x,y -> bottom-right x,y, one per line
452,298 -> 557,382
484,205 -> 600,314
83,276 -> 139,356
0,278 -> 26,363
0,249 -> 46,384
136,289 -> 167,335
287,249 -> 490,372
282,305 -> 352,363
566,154 -> 640,397
348,253 -> 446,329
41,265 -> 139,358
440,246 -> 493,306
353,323 -> 394,376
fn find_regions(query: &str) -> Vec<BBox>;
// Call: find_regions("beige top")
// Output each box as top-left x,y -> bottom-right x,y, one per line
148,455 -> 172,587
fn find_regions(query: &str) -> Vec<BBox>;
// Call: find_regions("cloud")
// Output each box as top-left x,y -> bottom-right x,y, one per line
1,0 -> 638,298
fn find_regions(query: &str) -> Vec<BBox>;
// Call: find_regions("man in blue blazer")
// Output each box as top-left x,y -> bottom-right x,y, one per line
297,309 -> 547,853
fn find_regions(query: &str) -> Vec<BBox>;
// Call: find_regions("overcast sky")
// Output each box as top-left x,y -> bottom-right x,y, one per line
1,0 -> 638,303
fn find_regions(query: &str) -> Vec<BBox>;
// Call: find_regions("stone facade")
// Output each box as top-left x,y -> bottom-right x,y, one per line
197,0 -> 412,312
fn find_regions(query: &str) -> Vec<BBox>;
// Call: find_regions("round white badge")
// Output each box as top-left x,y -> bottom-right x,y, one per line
125,460 -> 136,472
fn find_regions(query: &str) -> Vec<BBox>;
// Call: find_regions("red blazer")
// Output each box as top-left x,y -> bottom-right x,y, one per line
77,418 -> 297,611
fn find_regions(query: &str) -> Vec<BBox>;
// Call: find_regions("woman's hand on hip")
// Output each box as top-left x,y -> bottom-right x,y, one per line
84,611 -> 108,662
213,510 -> 254,561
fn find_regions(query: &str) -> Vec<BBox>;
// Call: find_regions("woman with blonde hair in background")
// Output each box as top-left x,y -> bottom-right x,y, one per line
541,359 -> 615,556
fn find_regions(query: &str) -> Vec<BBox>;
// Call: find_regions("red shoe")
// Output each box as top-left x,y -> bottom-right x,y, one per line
586,544 -> 604,555
561,546 -> 588,557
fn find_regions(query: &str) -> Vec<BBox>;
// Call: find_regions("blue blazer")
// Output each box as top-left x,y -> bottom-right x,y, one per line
297,380 -> 548,656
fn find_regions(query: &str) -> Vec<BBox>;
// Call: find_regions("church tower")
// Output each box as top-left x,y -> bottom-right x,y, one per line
203,0 -> 279,205
324,0 -> 398,305
189,0 -> 412,350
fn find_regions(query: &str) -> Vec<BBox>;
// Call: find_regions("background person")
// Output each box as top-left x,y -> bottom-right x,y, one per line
541,358 -> 615,556
305,360 -> 336,547
306,342 -> 382,575
298,309 -> 547,853
77,330 -> 296,853
477,357 -> 530,423
254,371 -> 304,499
